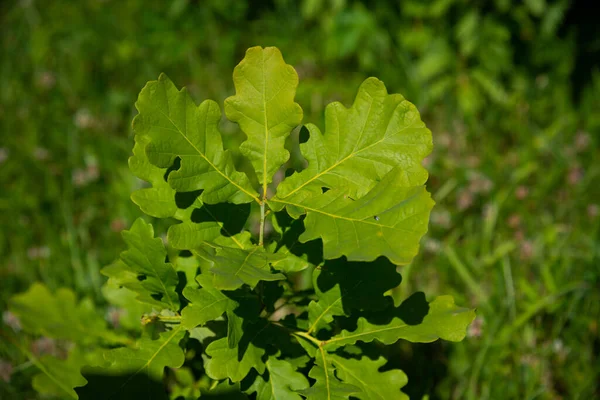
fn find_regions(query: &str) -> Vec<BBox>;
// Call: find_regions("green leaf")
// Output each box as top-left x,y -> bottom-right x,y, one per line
32,356 -> 87,399
271,167 -> 435,264
103,327 -> 185,381
248,358 -> 309,400
204,337 -> 266,382
180,275 -> 238,329
31,349 -> 103,400
129,134 -> 179,219
307,258 -> 400,335
275,77 -> 431,201
103,218 -> 179,310
101,279 -> 154,332
133,73 -> 259,204
197,246 -> 286,290
297,350 -> 360,400
328,354 -> 409,400
225,46 -> 303,195
307,282 -> 344,335
322,296 -> 476,350
168,202 -> 252,251
9,283 -> 126,345
227,309 -> 245,349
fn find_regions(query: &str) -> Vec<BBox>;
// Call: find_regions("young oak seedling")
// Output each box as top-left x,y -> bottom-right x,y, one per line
8,46 -> 475,399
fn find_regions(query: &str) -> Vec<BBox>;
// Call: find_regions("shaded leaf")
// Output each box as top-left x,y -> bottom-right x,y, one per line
31,348 -> 102,399
9,283 -> 126,345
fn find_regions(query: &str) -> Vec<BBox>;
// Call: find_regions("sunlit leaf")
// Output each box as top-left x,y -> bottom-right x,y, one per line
225,46 -> 303,195
134,73 -> 259,204
328,354 -> 409,400
323,296 -> 475,350
297,350 -> 360,400
271,167 -> 434,264
248,357 -> 309,400
102,218 -> 179,310
204,337 -> 266,382
196,245 -> 286,290
275,77 -> 431,200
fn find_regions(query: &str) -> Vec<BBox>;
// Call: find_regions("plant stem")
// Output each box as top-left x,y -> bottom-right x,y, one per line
271,322 -> 323,346
259,200 -> 266,246
293,330 -> 322,346
157,315 -> 182,323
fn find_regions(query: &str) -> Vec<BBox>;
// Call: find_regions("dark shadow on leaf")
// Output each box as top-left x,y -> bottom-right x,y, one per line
298,125 -> 310,143
274,212 -> 323,266
262,281 -> 284,313
199,389 -> 249,399
176,271 -> 189,310
190,203 -> 251,237
77,372 -> 168,400
179,250 -> 193,257
328,292 -> 430,340
163,156 -> 181,182
150,293 -> 163,302
316,256 -> 401,313
395,291 -> 429,325
175,189 -> 203,209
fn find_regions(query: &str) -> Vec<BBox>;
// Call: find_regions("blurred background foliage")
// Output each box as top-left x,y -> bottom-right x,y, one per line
0,0 -> 598,399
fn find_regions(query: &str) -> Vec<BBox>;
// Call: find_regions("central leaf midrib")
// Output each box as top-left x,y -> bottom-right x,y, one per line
262,50 -> 269,198
117,326 -> 182,392
270,199 -> 421,234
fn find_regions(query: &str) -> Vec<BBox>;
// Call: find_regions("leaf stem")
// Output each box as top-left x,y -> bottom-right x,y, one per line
157,315 -> 182,323
293,330 -> 322,346
271,322 -> 322,346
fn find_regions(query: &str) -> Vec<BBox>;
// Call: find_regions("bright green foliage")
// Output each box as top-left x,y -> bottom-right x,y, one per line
275,77 -> 431,200
225,46 -> 303,194
323,296 -> 475,351
248,358 -> 310,400
328,354 -> 409,400
197,246 -> 286,290
102,218 -> 179,310
133,73 -> 258,205
180,276 -> 236,329
297,353 -> 360,400
6,46 -> 474,399
204,337 -> 266,382
272,168 -> 434,264
129,134 -> 179,219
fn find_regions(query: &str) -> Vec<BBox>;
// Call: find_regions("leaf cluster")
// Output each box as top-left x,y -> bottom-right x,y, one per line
6,46 -> 474,399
